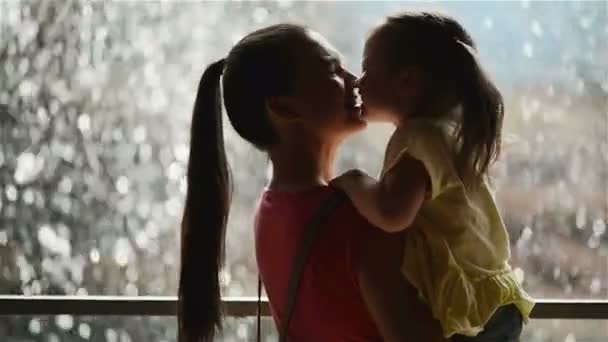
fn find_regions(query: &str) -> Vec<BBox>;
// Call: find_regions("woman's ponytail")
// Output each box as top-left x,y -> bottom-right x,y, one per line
177,23 -> 309,342
179,58 -> 231,342
453,41 -> 504,185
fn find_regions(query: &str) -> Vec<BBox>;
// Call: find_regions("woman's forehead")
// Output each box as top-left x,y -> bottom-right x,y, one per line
305,29 -> 343,62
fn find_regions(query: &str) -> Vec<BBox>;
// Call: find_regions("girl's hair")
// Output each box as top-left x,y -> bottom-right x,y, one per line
179,24 -> 308,342
375,12 -> 504,185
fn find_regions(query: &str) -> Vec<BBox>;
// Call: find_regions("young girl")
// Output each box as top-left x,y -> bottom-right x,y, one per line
332,12 -> 535,341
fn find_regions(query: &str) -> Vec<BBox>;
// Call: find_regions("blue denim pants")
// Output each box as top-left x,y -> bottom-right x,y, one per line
451,305 -> 523,342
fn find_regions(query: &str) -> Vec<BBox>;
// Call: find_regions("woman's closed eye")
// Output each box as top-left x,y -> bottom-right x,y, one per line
329,62 -> 341,75
328,65 -> 347,86
326,56 -> 344,73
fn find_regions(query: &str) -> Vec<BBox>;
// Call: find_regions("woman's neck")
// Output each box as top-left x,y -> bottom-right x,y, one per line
267,138 -> 337,192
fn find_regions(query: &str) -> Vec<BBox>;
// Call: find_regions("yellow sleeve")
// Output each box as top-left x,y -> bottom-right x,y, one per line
383,121 -> 460,200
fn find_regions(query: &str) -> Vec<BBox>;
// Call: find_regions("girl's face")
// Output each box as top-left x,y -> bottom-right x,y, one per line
273,30 -> 366,143
358,31 -> 425,125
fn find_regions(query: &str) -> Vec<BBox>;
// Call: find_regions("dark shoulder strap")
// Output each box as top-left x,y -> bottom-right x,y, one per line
278,190 -> 346,342
257,276 -> 262,342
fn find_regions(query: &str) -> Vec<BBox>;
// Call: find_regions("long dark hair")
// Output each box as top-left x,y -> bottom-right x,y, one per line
178,24 -> 308,342
376,12 -> 504,185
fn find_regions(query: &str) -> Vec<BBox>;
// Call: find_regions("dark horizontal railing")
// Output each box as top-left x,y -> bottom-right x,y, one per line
0,296 -> 269,317
0,296 -> 607,319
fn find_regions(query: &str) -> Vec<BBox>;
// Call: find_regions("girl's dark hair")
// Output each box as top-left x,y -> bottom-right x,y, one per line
179,24 -> 308,342
375,12 -> 504,185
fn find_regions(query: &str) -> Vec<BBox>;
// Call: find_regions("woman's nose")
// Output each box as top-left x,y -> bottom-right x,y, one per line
344,70 -> 358,86
355,72 -> 366,89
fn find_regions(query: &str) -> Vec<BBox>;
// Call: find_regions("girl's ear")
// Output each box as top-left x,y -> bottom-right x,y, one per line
395,65 -> 425,98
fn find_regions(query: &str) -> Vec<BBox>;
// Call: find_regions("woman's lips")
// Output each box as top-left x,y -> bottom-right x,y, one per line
344,89 -> 364,121
345,101 -> 363,120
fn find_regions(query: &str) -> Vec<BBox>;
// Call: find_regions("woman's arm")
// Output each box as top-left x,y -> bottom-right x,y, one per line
357,230 -> 447,342
332,154 -> 430,232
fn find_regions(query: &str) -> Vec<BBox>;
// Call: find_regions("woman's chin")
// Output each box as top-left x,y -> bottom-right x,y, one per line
346,106 -> 367,126
359,106 -> 393,124
358,106 -> 378,124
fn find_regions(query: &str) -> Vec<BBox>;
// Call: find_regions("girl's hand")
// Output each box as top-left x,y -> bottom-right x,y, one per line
330,169 -> 371,191
331,155 -> 429,233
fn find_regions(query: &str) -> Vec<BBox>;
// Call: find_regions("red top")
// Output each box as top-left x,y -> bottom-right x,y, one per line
255,186 -> 383,341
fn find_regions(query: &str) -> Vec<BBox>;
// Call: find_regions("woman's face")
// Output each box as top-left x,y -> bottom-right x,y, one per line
278,30 -> 366,142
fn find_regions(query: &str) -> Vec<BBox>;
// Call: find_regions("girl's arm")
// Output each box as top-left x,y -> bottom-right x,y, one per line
331,154 -> 430,232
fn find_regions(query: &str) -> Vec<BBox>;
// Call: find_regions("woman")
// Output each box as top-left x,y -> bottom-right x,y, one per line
179,24 -> 445,341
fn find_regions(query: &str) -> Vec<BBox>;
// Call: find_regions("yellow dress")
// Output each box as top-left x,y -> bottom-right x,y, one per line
381,119 -> 535,338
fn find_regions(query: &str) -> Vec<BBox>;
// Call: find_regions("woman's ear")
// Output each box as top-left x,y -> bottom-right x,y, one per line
265,96 -> 301,122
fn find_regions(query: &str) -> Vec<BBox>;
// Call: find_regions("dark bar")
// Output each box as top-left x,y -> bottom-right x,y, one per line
0,296 -> 604,319
0,296 -> 270,317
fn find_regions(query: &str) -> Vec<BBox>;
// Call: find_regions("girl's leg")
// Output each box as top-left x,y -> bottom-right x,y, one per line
451,305 -> 523,342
